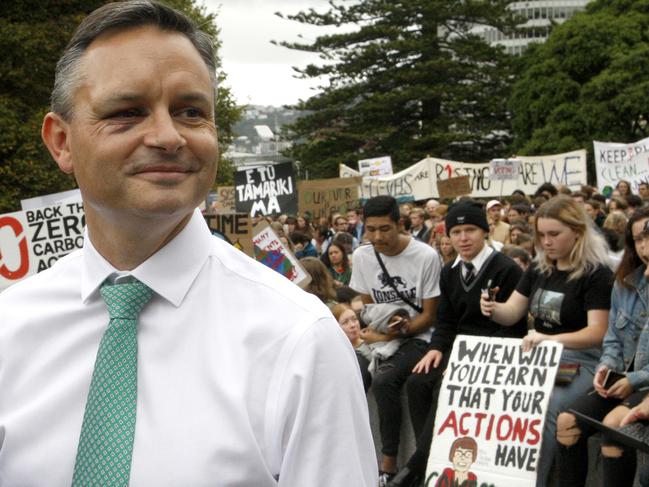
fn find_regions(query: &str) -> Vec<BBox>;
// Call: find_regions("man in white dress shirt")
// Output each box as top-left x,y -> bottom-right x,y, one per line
0,2 -> 377,486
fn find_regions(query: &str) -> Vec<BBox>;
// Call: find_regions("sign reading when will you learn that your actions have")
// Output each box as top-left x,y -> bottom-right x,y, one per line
426,336 -> 561,487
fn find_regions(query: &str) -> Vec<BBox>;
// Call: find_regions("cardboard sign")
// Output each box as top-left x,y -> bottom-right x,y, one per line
594,137 -> 649,192
252,221 -> 311,288
234,162 -> 297,217
490,159 -> 521,181
339,150 -> 587,199
426,336 -> 562,487
203,213 -> 253,256
207,186 -> 236,214
358,156 -> 393,177
297,177 -> 362,220
0,202 -> 85,291
437,175 -> 471,199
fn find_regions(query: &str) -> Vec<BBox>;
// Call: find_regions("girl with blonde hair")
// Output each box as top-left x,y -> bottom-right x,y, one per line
481,195 -> 614,487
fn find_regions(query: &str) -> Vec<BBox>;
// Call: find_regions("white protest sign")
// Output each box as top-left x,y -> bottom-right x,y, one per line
252,221 -> 311,289
358,155 -> 393,177
425,336 -> 562,487
0,202 -> 86,291
594,137 -> 649,192
340,151 -> 587,199
490,159 -> 521,181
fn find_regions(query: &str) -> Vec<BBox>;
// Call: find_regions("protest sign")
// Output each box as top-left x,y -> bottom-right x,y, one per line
437,176 -> 471,199
490,159 -> 521,181
252,221 -> 311,288
358,156 -> 393,177
425,335 -> 562,487
207,186 -> 236,214
203,213 -> 253,256
298,177 -> 362,220
339,150 -> 587,199
21,188 -> 82,210
594,137 -> 649,192
234,162 -> 297,217
0,202 -> 85,291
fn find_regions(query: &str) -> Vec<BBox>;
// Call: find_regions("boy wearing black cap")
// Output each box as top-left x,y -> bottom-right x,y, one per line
387,200 -> 527,487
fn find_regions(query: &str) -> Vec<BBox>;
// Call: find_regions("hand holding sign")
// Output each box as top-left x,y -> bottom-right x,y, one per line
521,329 -> 548,352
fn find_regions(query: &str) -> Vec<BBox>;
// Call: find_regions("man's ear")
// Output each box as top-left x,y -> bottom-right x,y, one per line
42,112 -> 74,174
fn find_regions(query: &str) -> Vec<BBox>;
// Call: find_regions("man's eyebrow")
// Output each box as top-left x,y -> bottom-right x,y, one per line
100,92 -> 212,106
176,92 -> 212,104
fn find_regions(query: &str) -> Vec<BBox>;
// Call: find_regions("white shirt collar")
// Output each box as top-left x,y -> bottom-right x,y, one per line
451,242 -> 494,272
81,208 -> 213,307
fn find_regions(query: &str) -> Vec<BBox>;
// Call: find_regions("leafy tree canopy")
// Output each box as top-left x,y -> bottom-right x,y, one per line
510,0 -> 649,166
276,0 -> 521,178
0,0 -> 240,213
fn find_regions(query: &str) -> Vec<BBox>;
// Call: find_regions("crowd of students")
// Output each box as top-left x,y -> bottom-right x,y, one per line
253,178 -> 649,487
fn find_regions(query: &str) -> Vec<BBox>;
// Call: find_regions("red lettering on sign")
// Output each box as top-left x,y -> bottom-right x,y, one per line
0,216 -> 29,280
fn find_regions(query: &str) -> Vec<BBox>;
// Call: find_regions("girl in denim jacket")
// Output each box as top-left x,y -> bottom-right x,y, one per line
556,207 -> 649,487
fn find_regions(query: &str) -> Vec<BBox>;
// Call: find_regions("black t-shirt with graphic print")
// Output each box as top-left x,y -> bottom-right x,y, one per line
516,263 -> 613,335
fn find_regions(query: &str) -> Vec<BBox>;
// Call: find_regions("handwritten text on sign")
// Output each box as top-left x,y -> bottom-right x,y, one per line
234,163 -> 297,217
340,151 -> 586,199
426,336 -> 562,487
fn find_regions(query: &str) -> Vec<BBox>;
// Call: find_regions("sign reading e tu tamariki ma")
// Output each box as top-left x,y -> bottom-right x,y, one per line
0,201 -> 86,291
234,162 -> 297,217
426,335 -> 562,487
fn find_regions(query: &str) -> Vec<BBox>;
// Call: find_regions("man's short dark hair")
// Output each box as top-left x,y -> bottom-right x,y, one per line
363,196 -> 400,222
511,204 -> 531,216
290,231 -> 311,246
52,0 -> 216,120
627,194 -> 643,208
535,182 -> 558,198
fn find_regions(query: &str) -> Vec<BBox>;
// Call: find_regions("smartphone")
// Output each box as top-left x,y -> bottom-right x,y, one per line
604,370 -> 626,389
388,317 -> 405,330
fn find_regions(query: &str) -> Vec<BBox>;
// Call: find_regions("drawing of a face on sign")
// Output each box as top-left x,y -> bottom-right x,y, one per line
433,436 -> 478,487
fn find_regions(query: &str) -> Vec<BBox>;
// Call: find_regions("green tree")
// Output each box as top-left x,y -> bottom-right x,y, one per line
0,0 -> 240,213
509,0 -> 649,178
276,0 -> 519,179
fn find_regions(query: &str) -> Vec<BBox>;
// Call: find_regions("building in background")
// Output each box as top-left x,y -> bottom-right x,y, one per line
474,1 -> 591,55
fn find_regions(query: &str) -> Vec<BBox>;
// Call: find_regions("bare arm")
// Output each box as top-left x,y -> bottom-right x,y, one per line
405,297 -> 437,335
480,290 -> 529,326
522,309 -> 608,351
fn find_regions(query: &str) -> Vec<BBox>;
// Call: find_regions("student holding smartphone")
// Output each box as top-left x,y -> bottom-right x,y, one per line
555,207 -> 649,487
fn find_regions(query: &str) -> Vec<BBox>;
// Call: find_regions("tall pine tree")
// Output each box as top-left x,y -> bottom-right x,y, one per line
276,0 -> 520,178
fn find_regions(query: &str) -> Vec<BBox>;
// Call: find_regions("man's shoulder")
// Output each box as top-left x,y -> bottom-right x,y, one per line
0,248 -> 83,305
403,238 -> 439,261
206,236 -> 330,319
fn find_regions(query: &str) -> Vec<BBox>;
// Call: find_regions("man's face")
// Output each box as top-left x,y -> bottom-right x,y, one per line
426,200 -> 438,218
43,26 -> 218,226
487,205 -> 501,222
449,224 -> 486,261
335,217 -> 348,232
410,213 -> 423,228
346,210 -> 358,226
640,184 -> 649,198
364,216 -> 401,255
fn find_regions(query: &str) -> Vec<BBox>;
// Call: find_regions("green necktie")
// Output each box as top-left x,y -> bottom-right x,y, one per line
71,280 -> 153,487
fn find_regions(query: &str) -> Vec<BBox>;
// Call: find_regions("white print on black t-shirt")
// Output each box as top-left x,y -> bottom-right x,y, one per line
530,288 -> 565,329
371,271 -> 417,304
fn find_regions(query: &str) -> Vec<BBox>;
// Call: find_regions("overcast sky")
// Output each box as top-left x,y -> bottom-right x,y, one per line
203,0 -> 336,107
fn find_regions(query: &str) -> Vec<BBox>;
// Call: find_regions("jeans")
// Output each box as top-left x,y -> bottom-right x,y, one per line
535,348 -> 599,487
